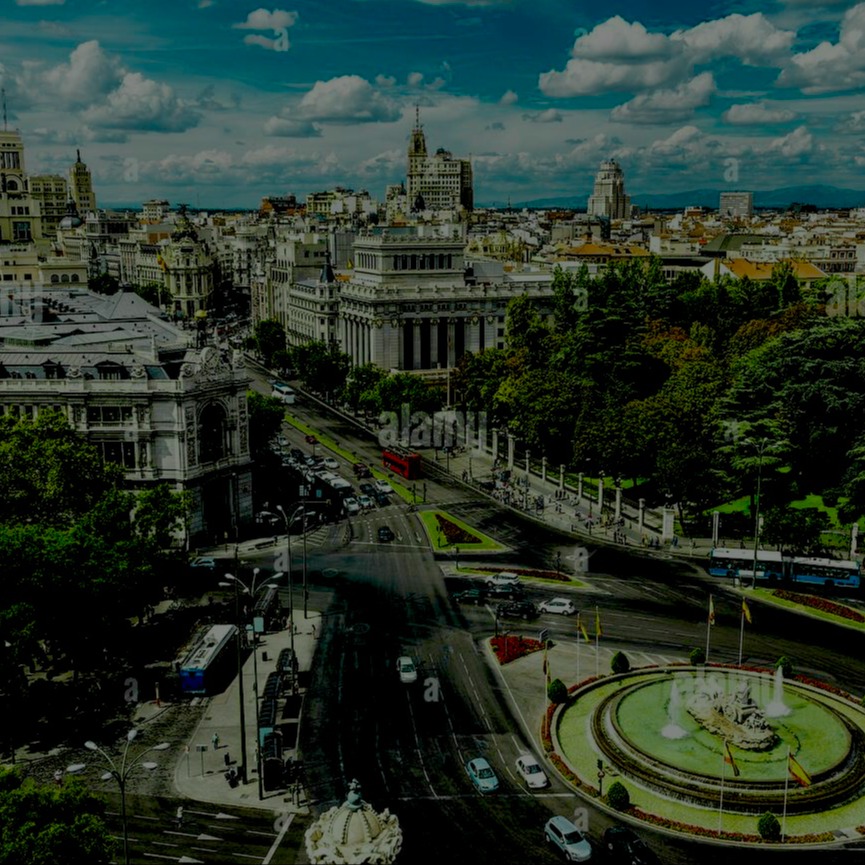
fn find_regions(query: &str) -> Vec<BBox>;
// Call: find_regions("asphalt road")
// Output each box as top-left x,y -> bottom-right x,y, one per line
241,374 -> 865,864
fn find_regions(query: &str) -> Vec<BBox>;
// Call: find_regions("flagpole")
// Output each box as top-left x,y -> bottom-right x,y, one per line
737,604 -> 745,666
706,593 -> 712,662
594,605 -> 599,678
781,746 -> 790,842
718,743 -> 726,835
576,615 -> 581,684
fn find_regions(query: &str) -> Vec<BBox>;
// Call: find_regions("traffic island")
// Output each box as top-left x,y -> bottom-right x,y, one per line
417,509 -> 507,553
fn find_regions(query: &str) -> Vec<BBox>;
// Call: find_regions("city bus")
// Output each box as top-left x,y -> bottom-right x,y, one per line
271,382 -> 296,404
708,547 -> 861,590
382,445 -> 421,479
252,585 -> 283,633
178,623 -> 238,695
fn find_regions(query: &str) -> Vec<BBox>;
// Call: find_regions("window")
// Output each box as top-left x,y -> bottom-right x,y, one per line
87,405 -> 133,426
99,441 -> 136,468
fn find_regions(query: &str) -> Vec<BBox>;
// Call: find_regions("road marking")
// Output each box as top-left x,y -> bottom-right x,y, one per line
187,810 -> 239,821
150,841 -> 180,849
405,689 -> 437,797
144,855 -> 203,864
243,830 -> 277,838
193,850 -> 260,861
263,813 -> 294,865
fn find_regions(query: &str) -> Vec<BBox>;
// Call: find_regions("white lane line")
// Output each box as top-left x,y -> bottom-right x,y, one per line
149,841 -> 180,849
243,830 -> 277,838
405,689 -> 437,798
262,814 -> 293,865
458,652 -> 491,729
375,718 -> 391,794
194,850 -> 260,861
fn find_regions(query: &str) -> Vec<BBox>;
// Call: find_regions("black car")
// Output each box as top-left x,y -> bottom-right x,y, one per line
499,600 -> 538,620
359,482 -> 376,496
602,826 -> 660,865
290,448 -> 304,461
374,491 -> 390,507
452,588 -> 487,605
485,583 -> 524,600
378,526 -> 395,542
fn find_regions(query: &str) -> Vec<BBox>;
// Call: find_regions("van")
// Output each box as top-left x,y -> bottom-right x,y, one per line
271,382 -> 296,405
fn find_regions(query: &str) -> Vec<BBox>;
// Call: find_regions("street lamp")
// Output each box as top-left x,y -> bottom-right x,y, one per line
70,729 -> 169,865
746,437 -> 773,590
275,505 -> 297,692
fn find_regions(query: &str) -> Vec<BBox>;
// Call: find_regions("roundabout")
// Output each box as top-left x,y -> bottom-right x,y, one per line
547,666 -> 865,843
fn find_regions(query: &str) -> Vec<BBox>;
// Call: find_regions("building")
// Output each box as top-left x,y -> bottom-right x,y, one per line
0,285 -> 253,543
69,149 -> 97,216
0,129 -> 44,243
28,174 -> 69,236
405,110 -> 473,214
586,160 -> 631,221
141,199 -> 171,223
719,192 -> 754,220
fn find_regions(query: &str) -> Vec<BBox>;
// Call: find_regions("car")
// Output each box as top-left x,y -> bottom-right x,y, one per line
378,526 -> 395,542
323,457 -> 339,470
466,757 -> 499,794
485,583 -> 524,599
485,571 -> 521,590
396,656 -> 417,683
359,482 -> 376,496
305,435 -> 318,444
189,556 -> 216,570
602,826 -> 660,865
290,448 -> 304,460
344,497 -> 361,515
374,491 -> 390,507
499,600 -> 538,620
515,753 -> 549,789
353,463 -> 372,478
539,597 -> 577,616
359,495 -> 374,510
374,479 -> 394,494
545,815 -> 593,862
452,587 -> 487,605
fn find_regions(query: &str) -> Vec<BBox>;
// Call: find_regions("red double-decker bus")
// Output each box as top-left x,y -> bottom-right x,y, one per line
382,445 -> 422,479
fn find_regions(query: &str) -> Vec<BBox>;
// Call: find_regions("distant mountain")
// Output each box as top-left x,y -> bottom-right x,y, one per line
503,185 -> 865,211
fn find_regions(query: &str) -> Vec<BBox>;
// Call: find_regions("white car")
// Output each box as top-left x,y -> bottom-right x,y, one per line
344,497 -> 361,515
515,754 -> 549,789
323,457 -> 339,470
374,479 -> 394,494
358,494 -> 373,510
397,656 -> 417,684
486,571 -> 521,589
539,597 -> 577,616
189,556 -> 216,570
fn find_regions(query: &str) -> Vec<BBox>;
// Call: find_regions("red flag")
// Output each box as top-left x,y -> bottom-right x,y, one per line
724,741 -> 740,777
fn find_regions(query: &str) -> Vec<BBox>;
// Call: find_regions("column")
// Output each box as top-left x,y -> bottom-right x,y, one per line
465,315 -> 480,354
541,456 -> 547,482
525,450 -> 530,476
429,319 -> 438,367
364,323 -> 371,365
447,318 -> 456,367
412,320 -> 422,370
507,434 -> 515,470
712,510 -> 720,546
638,498 -> 646,534
492,429 -> 499,462
559,464 -> 565,491
662,508 -> 675,542
597,478 -> 604,510
614,486 -> 622,521
577,472 -> 583,500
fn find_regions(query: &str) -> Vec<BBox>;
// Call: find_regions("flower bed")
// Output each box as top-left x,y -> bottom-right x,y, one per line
435,513 -> 481,544
473,565 -> 571,582
773,589 -> 865,623
490,634 -> 543,664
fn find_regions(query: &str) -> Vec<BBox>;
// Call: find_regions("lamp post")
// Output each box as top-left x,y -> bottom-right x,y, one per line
70,729 -> 169,865
222,569 -> 284,801
746,437 -> 772,590
276,505 -> 296,692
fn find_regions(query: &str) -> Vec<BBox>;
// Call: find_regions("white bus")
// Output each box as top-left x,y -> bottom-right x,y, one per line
271,382 -> 296,404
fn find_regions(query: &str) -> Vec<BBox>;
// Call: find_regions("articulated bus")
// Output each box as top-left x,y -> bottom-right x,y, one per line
382,445 -> 421,479
178,623 -> 238,695
708,547 -> 861,590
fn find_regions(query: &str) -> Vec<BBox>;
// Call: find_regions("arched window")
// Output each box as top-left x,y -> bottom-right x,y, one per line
438,254 -> 445,269
199,403 -> 228,464
401,255 -> 408,269
50,274 -> 59,284
61,274 -> 69,283
411,255 -> 417,269
70,274 -> 80,283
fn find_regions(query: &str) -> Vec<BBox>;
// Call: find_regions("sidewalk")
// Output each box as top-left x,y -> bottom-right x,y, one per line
167,611 -> 322,814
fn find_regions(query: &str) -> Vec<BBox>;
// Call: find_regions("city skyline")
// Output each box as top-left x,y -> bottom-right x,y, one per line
2,0 -> 865,209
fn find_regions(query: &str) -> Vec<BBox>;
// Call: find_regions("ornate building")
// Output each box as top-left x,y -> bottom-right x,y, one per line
586,159 -> 631,220
0,129 -> 44,243
69,149 -> 97,216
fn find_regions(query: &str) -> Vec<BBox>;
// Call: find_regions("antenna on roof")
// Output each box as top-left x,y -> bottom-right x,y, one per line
415,103 -> 420,129
2,88 -> 7,132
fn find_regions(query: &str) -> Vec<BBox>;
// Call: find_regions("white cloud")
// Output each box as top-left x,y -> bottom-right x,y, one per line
777,3 -> 865,93
765,124 -> 813,157
263,116 -> 322,137
242,33 -> 288,51
722,101 -> 797,125
836,109 -> 865,132
233,9 -> 298,30
671,14 -> 795,66
611,72 -> 715,124
84,72 -> 200,132
522,108 -> 563,123
41,41 -> 124,106
540,56 -> 688,97
296,75 -> 402,123
375,74 -> 396,87
407,71 -> 424,87
499,89 -> 518,106
570,16 -> 672,60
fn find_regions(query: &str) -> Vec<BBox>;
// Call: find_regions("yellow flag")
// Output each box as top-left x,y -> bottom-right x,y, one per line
708,595 -> 715,626
742,598 -> 752,624
788,753 -> 811,787
724,740 -> 740,777
595,607 -> 602,639
578,614 -> 590,643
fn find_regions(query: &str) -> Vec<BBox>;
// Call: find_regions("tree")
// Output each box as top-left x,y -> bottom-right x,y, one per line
341,363 -> 387,413
254,319 -> 286,368
293,340 -> 351,397
610,651 -> 630,674
606,781 -> 630,811
133,483 -> 191,551
0,768 -> 115,865
775,656 -> 795,677
689,647 -> 706,665
757,811 -> 781,841
246,391 -> 286,460
547,678 -> 568,704
761,507 -> 824,555
88,274 -> 120,296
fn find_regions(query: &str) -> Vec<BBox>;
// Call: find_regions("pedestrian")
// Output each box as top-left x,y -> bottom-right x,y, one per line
54,769 -> 63,786
176,805 -> 184,828
212,732 -> 220,750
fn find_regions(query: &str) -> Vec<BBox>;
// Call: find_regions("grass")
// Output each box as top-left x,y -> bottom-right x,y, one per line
459,566 -> 587,588
751,588 -> 865,631
417,509 -> 506,552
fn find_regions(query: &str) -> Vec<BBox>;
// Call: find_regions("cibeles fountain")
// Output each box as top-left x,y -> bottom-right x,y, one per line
550,665 -> 865,831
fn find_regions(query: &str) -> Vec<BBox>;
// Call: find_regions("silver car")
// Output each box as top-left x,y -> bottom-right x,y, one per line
544,815 -> 593,861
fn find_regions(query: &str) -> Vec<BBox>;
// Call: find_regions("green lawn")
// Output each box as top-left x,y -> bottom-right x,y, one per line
751,588 -> 865,632
417,509 -> 506,552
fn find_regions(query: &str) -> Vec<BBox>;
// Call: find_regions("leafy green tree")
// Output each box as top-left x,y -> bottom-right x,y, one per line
757,811 -> 781,840
373,372 -> 442,416
689,647 -> 706,665
88,274 -> 120,295
341,363 -> 387,413
246,391 -> 286,461
272,348 -> 294,375
547,678 -> 568,704
254,319 -> 286,368
761,507 -> 824,555
133,483 -> 191,551
293,340 -> 351,396
0,769 -> 115,865
505,293 -> 549,367
610,651 -> 630,674
775,656 -> 795,677
606,781 -> 630,810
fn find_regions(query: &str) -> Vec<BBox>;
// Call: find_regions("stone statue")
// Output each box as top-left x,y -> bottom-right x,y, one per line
687,677 -> 776,751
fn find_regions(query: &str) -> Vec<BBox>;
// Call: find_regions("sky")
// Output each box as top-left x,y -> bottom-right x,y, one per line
2,0 -> 865,209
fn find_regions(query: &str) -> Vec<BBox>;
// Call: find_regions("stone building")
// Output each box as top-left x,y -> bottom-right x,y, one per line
587,159 -> 631,221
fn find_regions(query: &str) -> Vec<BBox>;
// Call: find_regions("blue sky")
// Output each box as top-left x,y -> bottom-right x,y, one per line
2,0 -> 865,208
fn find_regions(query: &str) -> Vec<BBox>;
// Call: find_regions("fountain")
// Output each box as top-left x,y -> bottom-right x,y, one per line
764,665 -> 791,718
661,679 -> 688,739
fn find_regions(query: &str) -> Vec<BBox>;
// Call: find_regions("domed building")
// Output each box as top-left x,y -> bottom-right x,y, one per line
305,779 -> 402,864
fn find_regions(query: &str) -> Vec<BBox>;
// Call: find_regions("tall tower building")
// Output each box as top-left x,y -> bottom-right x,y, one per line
405,108 -> 473,214
69,149 -> 97,215
587,159 -> 631,220
0,128 -> 44,242
719,191 -> 753,220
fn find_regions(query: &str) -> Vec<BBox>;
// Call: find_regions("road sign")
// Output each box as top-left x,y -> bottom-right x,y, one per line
538,628 -> 549,644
